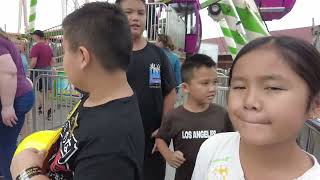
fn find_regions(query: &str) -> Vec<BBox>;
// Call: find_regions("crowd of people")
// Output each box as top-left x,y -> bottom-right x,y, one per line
1,1 -> 320,180
0,28 -> 35,180
0,25 -> 55,180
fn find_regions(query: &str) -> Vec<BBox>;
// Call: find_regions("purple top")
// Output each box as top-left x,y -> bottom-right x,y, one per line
29,42 -> 53,68
0,38 -> 32,97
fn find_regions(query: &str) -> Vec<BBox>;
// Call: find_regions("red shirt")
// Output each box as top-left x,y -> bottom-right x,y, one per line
29,42 -> 53,68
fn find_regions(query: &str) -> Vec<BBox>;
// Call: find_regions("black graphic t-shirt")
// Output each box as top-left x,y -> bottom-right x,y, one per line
47,95 -> 145,180
127,42 -> 176,155
157,104 -> 234,180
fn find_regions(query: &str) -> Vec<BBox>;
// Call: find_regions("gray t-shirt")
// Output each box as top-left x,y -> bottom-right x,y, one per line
157,104 -> 233,180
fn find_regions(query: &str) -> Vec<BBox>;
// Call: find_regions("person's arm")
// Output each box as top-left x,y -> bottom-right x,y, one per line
163,89 -> 176,116
23,175 -> 49,180
29,46 -> 38,69
0,54 -> 17,108
50,47 -> 55,67
51,57 -> 57,75
155,138 -> 171,158
156,138 -> 185,168
51,57 -> 56,67
29,57 -> 37,69
159,49 -> 177,117
29,176 -> 49,180
151,47 -> 177,138
174,56 -> 182,86
0,54 -> 18,127
155,113 -> 185,168
10,149 -> 50,180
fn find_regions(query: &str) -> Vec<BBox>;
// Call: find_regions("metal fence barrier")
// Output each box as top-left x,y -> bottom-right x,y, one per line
28,69 -> 81,132
217,72 -> 229,87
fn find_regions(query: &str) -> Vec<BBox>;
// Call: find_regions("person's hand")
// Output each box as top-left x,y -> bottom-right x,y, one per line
165,150 -> 186,168
1,105 -> 17,127
26,77 -> 33,88
150,129 -> 159,154
10,148 -> 46,179
151,129 -> 159,138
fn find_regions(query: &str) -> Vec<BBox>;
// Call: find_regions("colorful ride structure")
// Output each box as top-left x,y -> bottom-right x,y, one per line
18,0 -> 296,57
157,0 -> 296,57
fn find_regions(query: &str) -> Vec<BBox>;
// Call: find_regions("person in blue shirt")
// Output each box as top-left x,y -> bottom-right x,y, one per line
20,53 -> 28,75
17,40 -> 29,75
156,34 -> 182,87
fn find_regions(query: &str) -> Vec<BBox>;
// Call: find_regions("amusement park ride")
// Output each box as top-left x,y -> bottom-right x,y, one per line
158,0 -> 296,57
17,0 -> 297,58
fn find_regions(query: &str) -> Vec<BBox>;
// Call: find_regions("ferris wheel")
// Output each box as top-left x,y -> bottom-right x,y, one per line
17,0 -> 89,34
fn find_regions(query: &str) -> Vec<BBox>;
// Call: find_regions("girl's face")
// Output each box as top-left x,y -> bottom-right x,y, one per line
228,48 -> 312,146
17,43 -> 26,53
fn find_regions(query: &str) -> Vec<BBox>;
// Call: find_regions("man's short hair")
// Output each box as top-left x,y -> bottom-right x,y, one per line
181,54 -> 216,83
31,30 -> 45,38
62,2 -> 132,71
115,0 -> 146,5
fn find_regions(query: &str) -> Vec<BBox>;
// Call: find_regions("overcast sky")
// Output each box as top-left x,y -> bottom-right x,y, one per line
1,0 -> 319,39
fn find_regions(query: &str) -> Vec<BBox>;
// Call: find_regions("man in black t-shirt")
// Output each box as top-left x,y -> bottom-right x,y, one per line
116,0 -> 177,179
11,3 -> 144,180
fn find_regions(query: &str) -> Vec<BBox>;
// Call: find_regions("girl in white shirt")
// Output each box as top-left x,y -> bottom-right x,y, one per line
192,36 -> 320,180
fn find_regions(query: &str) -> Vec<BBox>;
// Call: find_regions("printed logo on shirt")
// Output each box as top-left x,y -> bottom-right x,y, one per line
208,157 -> 231,180
149,63 -> 161,88
48,108 -> 80,179
59,114 -> 79,164
181,130 -> 217,139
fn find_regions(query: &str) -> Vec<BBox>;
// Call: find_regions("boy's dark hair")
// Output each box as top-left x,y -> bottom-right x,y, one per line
62,2 -> 132,71
115,0 -> 146,5
181,54 -> 216,83
229,36 -> 320,110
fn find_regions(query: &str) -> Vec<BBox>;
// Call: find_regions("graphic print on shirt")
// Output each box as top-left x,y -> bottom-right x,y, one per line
181,130 -> 217,139
48,102 -> 81,180
59,112 -> 79,164
208,156 -> 231,180
149,63 -> 161,88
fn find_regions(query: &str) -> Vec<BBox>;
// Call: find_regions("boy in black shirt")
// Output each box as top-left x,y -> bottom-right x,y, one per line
11,2 -> 145,180
156,54 -> 233,180
116,0 -> 177,179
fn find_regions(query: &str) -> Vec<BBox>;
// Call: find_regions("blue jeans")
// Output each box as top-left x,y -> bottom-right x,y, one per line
0,91 -> 34,180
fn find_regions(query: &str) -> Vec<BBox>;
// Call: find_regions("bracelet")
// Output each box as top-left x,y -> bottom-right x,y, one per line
16,166 -> 42,180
